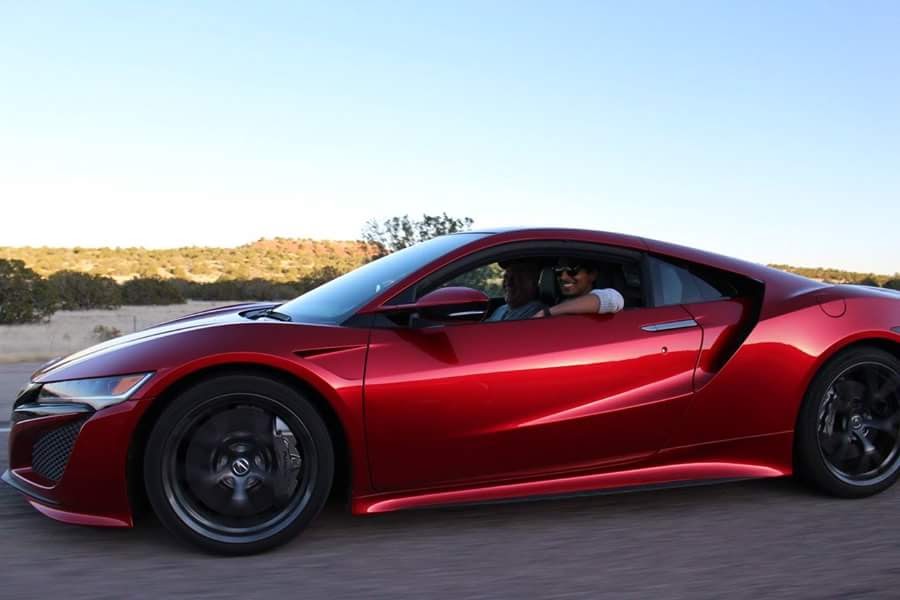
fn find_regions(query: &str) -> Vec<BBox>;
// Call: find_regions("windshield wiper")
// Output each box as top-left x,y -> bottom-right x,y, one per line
243,307 -> 292,322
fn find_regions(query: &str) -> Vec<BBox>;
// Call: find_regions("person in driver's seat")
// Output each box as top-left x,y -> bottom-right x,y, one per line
532,258 -> 624,318
488,260 -> 546,321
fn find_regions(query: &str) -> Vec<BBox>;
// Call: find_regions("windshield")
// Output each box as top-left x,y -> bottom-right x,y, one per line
278,233 -> 488,324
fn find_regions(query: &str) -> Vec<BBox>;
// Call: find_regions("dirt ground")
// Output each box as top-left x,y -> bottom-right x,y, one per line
0,301 -> 246,363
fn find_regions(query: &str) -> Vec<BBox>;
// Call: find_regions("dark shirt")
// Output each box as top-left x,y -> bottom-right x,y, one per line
487,300 -> 545,321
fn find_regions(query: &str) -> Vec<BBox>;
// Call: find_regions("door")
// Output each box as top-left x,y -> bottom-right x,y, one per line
363,306 -> 702,491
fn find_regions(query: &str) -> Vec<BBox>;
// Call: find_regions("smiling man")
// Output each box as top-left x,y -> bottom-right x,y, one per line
533,258 -> 625,318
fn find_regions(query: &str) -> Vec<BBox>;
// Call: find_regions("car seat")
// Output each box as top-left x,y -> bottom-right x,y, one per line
618,262 -> 644,308
593,263 -> 639,308
538,266 -> 559,306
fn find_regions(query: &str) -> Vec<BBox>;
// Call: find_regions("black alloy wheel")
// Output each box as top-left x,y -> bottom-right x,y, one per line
144,374 -> 334,554
796,347 -> 900,497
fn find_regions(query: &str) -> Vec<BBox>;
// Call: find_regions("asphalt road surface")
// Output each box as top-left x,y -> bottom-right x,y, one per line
2,363 -> 899,599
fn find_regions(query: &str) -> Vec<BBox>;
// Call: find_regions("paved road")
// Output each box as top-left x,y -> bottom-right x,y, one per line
2,364 -> 899,598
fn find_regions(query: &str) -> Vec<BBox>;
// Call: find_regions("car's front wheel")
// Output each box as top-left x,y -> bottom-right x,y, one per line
795,346 -> 900,497
144,374 -> 334,554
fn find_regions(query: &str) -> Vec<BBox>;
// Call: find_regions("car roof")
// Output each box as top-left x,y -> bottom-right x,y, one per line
465,227 -> 825,302
465,227 -> 648,251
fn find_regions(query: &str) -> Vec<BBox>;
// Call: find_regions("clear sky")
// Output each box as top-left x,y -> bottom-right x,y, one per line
1,2 -> 897,273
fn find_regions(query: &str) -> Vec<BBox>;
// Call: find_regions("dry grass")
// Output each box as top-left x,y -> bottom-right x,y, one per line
0,301 -> 242,363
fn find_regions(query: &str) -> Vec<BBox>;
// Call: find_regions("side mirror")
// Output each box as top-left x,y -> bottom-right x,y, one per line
378,286 -> 490,322
415,287 -> 489,311
416,287 -> 490,322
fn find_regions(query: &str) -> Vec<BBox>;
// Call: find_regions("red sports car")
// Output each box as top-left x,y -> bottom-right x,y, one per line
4,228 -> 900,554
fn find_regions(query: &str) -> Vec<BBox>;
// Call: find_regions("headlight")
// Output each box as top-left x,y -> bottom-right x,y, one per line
37,373 -> 153,410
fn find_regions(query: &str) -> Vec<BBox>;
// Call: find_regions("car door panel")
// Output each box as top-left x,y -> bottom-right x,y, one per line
364,305 -> 702,491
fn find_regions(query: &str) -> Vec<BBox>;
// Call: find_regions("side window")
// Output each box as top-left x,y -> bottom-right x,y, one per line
392,240 -> 647,321
434,254 -> 648,309
648,256 -> 733,306
442,263 -> 504,297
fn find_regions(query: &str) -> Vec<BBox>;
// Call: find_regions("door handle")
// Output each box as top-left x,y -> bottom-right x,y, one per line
447,310 -> 486,318
641,319 -> 698,332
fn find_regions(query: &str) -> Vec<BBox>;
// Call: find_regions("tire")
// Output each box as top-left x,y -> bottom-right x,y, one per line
795,346 -> 900,498
144,374 -> 334,554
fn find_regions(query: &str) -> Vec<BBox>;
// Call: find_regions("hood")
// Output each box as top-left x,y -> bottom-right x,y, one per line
32,302 -> 273,381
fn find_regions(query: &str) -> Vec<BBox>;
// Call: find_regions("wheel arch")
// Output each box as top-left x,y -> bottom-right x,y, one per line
808,334 -> 900,388
127,362 -> 353,517
791,335 -> 900,495
792,334 -> 900,448
794,332 -> 900,455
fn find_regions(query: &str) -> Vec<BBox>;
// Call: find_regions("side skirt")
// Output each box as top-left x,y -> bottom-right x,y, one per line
352,461 -> 788,515
352,430 -> 795,515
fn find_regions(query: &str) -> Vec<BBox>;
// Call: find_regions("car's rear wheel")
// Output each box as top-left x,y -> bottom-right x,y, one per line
144,374 -> 334,554
795,347 -> 900,497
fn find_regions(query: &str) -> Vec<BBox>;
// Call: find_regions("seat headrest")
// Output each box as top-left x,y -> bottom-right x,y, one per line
538,266 -> 558,306
596,263 -> 643,308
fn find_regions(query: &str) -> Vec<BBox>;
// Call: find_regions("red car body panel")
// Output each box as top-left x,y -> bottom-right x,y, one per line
5,228 -> 899,527
364,305 -> 701,491
13,312 -> 375,526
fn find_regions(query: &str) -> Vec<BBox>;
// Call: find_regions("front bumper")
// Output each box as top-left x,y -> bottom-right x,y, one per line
2,384 -> 145,528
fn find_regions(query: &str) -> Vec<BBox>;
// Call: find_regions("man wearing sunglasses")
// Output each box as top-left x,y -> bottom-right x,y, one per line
532,258 -> 624,318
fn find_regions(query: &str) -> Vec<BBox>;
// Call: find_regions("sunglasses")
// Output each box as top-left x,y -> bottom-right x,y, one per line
554,266 -> 586,278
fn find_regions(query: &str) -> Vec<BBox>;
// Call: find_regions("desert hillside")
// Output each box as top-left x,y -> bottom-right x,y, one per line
0,238 -> 896,286
0,238 -> 375,283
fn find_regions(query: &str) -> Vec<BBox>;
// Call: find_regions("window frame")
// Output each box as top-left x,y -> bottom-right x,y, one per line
645,253 -> 749,308
375,240 -> 645,322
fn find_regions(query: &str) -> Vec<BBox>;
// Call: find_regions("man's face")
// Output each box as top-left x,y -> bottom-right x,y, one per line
502,263 -> 539,308
556,265 -> 597,297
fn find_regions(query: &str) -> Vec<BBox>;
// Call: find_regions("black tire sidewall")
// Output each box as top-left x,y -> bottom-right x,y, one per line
144,374 -> 334,554
795,347 -> 900,498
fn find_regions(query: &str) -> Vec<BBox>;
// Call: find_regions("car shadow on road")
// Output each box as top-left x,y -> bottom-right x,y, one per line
0,475 -> 844,558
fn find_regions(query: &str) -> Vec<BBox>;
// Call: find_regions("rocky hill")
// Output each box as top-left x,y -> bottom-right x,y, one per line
0,238 -> 376,283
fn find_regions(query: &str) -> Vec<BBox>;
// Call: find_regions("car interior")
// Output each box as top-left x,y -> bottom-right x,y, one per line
373,241 -> 755,328
534,260 -> 645,309
435,251 -> 647,323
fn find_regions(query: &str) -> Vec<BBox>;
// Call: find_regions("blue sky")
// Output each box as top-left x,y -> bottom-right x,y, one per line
1,2 -> 897,273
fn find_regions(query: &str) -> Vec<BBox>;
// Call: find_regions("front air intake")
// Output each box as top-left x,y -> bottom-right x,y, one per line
31,419 -> 87,482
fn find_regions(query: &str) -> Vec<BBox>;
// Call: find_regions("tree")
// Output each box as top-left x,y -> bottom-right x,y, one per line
48,270 -> 122,310
857,277 -> 881,287
884,278 -> 900,291
361,213 -> 474,258
0,259 -> 57,324
121,277 -> 185,305
295,266 -> 345,293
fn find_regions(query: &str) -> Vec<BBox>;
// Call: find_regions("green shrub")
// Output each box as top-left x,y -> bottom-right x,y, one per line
121,277 -> 185,305
92,324 -> 122,341
0,259 -> 58,324
856,277 -> 881,287
237,278 -> 302,301
295,266 -> 343,293
167,278 -> 309,301
48,270 -> 122,310
884,279 -> 900,291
